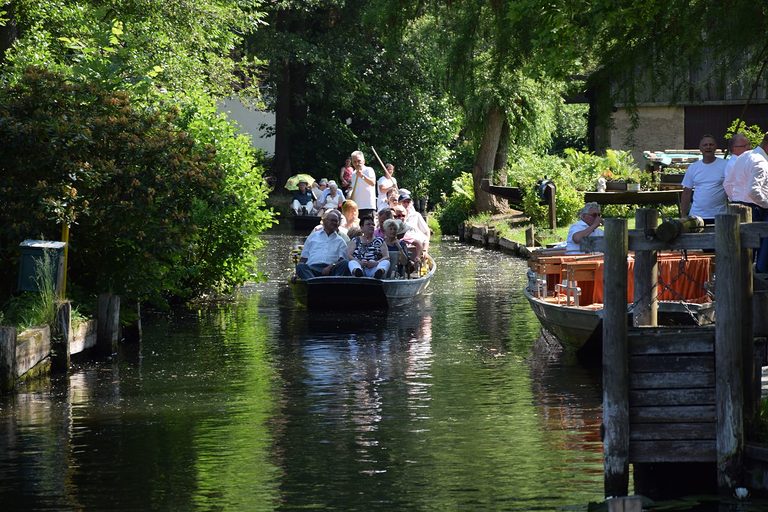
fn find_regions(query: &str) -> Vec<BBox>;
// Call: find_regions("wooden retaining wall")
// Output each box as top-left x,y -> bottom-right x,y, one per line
0,294 -> 122,393
460,222 -> 534,259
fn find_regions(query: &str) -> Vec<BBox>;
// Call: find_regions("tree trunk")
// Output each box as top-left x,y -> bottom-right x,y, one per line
493,118 -> 509,175
272,56 -> 293,187
472,103 -> 508,212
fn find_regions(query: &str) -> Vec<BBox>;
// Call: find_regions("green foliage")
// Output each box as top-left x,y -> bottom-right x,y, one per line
725,118 -> 765,149
507,150 -> 584,228
0,68 -> 274,305
550,103 -> 589,155
433,172 -> 475,235
1,249 -> 57,330
426,214 -> 441,238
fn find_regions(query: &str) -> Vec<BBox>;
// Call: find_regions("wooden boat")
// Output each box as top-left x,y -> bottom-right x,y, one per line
285,213 -> 322,231
291,254 -> 436,309
525,251 -> 715,353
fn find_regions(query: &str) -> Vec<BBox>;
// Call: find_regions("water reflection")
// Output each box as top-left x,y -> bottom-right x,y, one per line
0,233 -> 610,511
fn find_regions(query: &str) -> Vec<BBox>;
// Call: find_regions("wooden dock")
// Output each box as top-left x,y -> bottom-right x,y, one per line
595,206 -> 768,499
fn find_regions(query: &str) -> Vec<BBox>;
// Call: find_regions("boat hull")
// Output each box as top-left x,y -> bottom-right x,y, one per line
292,256 -> 435,309
524,288 -> 715,353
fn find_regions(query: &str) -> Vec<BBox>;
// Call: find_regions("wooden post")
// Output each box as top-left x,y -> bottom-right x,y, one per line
546,183 -> 557,230
525,226 -> 535,247
633,209 -> 658,327
51,300 -> 71,373
603,218 -> 629,497
729,204 -> 756,434
715,213 -> 744,492
0,327 -> 17,393
97,293 -> 120,356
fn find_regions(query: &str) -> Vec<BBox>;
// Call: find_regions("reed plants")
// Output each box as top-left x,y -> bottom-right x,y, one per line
1,250 -> 58,330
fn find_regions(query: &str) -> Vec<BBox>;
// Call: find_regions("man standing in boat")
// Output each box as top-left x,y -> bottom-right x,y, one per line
348,150 -> 377,218
566,202 -> 604,254
295,209 -> 350,280
680,134 -> 728,223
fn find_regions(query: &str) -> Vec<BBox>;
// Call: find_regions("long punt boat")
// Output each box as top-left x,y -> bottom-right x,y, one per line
524,250 -> 715,353
291,253 -> 436,309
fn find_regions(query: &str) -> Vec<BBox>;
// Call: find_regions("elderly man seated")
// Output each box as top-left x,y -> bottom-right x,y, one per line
566,202 -> 604,254
295,209 -> 349,280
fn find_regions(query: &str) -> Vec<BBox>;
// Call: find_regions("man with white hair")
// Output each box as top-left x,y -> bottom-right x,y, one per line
724,132 -> 752,181
295,209 -> 349,279
566,202 -> 604,254
348,150 -> 377,218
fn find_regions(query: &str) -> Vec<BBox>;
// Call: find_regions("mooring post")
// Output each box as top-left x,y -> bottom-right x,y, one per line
633,209 -> 659,327
97,293 -> 120,356
525,226 -> 535,247
728,204 -> 756,434
51,300 -> 71,373
0,327 -> 18,393
715,213 -> 744,492
603,218 -> 629,497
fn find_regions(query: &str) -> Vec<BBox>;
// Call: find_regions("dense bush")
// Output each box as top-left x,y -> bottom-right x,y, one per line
433,172 -> 475,235
0,68 -> 274,305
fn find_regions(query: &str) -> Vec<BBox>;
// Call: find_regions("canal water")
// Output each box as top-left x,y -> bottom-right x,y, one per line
0,233 -> 607,510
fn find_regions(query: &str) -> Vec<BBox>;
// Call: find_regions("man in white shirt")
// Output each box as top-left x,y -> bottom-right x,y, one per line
348,150 -> 377,218
723,132 -> 752,181
680,134 -> 728,222
723,133 -> 768,272
566,202 -> 604,254
295,210 -> 349,279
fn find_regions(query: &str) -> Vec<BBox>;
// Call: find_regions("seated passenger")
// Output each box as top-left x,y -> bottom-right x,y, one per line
341,199 -> 360,238
393,204 -> 424,261
566,202 -> 604,254
382,218 -> 412,278
291,180 -> 316,216
319,180 -> 345,214
399,193 -> 430,252
295,210 -> 349,279
374,207 -> 393,238
347,216 -> 390,278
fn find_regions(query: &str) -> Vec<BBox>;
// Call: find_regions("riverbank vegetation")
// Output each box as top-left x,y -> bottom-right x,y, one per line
0,1 -> 275,309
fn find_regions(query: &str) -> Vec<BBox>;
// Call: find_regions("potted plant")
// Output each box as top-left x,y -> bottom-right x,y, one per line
625,174 -> 641,192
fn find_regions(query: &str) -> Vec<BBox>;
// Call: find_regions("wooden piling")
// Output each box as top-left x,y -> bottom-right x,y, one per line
714,213 -> 744,492
525,226 -> 535,247
633,209 -> 658,327
729,204 -> 756,434
546,183 -> 557,230
97,293 -> 120,356
0,327 -> 17,393
51,301 -> 71,373
603,218 -> 630,497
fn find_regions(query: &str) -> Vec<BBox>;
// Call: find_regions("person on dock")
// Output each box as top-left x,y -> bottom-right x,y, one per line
723,132 -> 768,272
347,215 -> 390,278
348,150 -> 377,218
295,209 -> 349,280
291,180 -> 316,216
724,132 -> 752,180
377,163 -> 398,211
680,134 -> 728,223
566,202 -> 604,254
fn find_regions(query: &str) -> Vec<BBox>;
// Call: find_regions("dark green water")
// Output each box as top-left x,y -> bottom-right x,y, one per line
0,233 -> 607,511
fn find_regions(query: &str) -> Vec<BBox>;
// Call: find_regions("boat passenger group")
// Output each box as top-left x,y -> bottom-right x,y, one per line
292,150 -> 431,281
565,132 -> 768,270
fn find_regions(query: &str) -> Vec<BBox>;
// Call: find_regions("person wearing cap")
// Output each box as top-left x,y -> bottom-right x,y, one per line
348,150 -> 377,218
399,193 -> 430,252
291,180 -> 316,215
393,202 -> 425,262
295,209 -> 349,279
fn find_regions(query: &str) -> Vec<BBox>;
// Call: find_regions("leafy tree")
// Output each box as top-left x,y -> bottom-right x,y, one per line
0,1 -> 275,304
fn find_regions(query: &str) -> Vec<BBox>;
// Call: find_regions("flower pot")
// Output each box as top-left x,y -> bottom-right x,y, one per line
626,183 -> 640,192
606,181 -> 626,191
